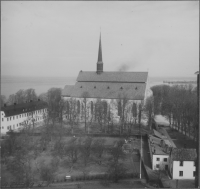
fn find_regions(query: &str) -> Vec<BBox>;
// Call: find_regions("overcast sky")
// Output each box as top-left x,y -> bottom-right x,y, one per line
1,1 -> 199,78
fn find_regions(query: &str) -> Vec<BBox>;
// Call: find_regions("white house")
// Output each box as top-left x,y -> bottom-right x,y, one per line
148,135 -> 171,171
1,99 -> 47,135
169,148 -> 197,180
61,33 -> 152,123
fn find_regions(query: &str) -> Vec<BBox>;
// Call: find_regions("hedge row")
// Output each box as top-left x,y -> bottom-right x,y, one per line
52,172 -> 139,183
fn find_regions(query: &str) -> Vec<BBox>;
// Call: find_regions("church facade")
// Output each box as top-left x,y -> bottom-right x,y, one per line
62,34 -> 152,123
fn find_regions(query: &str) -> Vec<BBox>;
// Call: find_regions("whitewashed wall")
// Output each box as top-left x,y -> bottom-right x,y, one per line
172,161 -> 196,179
63,97 -> 143,123
152,154 -> 169,170
1,108 -> 47,135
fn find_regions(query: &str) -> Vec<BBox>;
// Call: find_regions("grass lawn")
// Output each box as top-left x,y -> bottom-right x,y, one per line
165,127 -> 196,148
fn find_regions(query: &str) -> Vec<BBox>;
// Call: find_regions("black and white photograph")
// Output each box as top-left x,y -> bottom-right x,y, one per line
1,1 -> 199,188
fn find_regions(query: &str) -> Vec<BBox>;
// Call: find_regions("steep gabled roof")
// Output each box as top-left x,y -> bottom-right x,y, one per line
77,71 -> 148,83
171,148 -> 197,161
153,129 -> 167,139
62,82 -> 146,100
97,33 -> 103,63
1,100 -> 47,117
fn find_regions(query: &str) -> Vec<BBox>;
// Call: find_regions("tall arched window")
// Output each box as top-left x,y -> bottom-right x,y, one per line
77,100 -> 80,114
91,101 -> 93,115
118,101 -> 121,116
103,101 -> 107,115
94,103 -> 97,121
132,103 -> 137,117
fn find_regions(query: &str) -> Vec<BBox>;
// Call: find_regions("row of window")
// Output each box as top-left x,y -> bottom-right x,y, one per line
1,109 -> 46,122
179,171 -> 196,177
156,157 -> 168,162
66,100 -> 138,118
156,164 -> 168,170
1,117 -> 43,130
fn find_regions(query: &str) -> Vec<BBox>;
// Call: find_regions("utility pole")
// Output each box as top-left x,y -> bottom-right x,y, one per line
195,71 -> 199,188
139,104 -> 142,179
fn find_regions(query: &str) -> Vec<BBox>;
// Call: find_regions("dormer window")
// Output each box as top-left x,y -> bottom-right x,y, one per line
120,87 -> 123,90
135,87 -> 138,90
107,86 -> 110,89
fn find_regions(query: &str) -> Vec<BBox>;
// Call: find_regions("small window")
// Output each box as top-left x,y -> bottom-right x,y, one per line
164,158 -> 167,162
193,171 -> 196,177
17,124 -> 18,127
179,171 -> 183,176
7,118 -> 9,121
156,164 -> 159,168
156,158 -> 160,161
10,117 -> 11,120
180,161 -> 183,166
13,116 -> 15,120
2,126 -> 4,129
7,126 -> 9,130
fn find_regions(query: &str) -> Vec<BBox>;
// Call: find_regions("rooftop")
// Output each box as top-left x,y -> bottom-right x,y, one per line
62,82 -> 146,100
149,135 -> 169,155
1,100 -> 47,117
77,71 -> 148,83
171,148 -> 197,161
153,129 -> 168,139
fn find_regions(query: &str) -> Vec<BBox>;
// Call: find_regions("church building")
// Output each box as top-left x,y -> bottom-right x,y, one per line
62,34 -> 152,123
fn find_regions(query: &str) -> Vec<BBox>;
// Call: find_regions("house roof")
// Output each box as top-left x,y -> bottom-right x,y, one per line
77,71 -> 148,83
149,135 -> 169,155
153,129 -> 167,139
171,148 -> 197,161
62,82 -> 146,100
1,100 -> 47,117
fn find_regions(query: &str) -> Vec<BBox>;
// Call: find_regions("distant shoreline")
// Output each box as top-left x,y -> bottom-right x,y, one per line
1,76 -> 197,98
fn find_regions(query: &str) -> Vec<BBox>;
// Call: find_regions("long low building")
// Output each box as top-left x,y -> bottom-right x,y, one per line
1,99 -> 47,135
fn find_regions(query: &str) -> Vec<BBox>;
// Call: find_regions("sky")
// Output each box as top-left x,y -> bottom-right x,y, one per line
1,1 -> 199,78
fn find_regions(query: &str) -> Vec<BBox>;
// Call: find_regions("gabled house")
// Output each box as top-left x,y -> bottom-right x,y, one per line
148,135 -> 170,171
169,148 -> 197,179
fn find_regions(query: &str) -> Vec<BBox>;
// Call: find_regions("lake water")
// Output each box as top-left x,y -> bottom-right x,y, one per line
1,75 -> 196,98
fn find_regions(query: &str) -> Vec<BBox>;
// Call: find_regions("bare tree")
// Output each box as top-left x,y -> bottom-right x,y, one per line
68,98 -> 79,134
107,140 -> 127,183
1,95 -> 7,107
144,96 -> 154,130
92,138 -> 106,165
64,137 -> 80,171
79,137 -> 93,166
81,92 -> 93,134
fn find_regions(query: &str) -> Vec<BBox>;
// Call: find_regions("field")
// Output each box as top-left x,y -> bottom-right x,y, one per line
31,136 -> 142,181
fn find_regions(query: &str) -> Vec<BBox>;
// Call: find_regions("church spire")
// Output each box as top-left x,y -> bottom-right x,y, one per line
97,33 -> 103,63
97,32 -> 103,74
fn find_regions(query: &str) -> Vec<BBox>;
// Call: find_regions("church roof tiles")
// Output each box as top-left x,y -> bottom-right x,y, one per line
62,82 -> 146,100
77,71 -> 148,83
